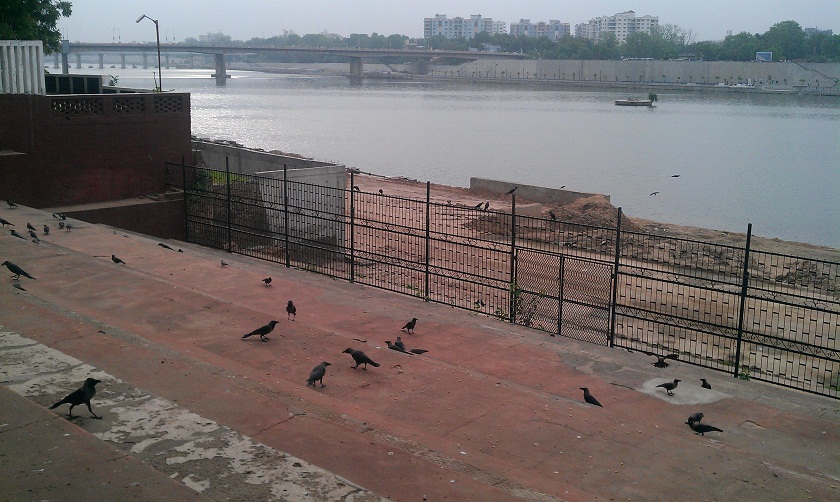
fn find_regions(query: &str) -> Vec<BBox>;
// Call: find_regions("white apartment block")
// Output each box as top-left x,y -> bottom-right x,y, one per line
509,19 -> 571,39
424,14 -> 501,40
575,11 -> 658,44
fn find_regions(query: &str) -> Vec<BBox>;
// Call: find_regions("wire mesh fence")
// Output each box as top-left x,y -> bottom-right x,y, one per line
166,162 -> 840,398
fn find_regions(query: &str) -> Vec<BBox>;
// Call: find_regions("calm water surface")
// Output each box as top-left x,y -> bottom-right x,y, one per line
111,68 -> 840,248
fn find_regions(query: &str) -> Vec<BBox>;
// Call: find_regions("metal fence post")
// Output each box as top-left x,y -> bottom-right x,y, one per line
283,164 -> 290,268
181,156 -> 189,243
734,223 -> 753,378
225,156 -> 232,253
557,255 -> 565,336
509,194 -> 517,323
608,207 -> 623,347
424,182 -> 431,300
349,172 -> 355,283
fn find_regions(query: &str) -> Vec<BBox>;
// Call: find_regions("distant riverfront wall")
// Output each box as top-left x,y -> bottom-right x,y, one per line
434,59 -> 839,92
471,178 -> 609,205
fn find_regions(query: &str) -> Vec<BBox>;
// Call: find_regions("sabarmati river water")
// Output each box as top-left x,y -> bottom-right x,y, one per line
107,68 -> 839,248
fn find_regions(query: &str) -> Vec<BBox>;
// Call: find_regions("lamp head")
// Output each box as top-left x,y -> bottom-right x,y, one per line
136,14 -> 146,23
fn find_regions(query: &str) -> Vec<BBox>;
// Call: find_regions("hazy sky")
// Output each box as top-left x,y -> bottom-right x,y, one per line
60,1 -> 838,44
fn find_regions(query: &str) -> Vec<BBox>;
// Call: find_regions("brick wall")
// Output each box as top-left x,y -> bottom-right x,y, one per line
0,93 -> 191,207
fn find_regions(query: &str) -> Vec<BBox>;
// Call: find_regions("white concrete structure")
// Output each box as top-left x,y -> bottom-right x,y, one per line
424,14 -> 501,40
0,40 -> 46,94
510,19 -> 570,39
575,11 -> 658,44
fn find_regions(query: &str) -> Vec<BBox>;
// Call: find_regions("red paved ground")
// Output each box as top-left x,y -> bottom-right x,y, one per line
1,206 -> 838,501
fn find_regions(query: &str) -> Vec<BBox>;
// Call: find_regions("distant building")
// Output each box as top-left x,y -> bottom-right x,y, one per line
424,14 -> 502,40
804,27 -> 833,38
575,11 -> 658,44
509,19 -> 570,40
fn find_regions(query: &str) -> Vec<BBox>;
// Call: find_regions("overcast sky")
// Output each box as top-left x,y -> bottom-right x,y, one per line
60,1 -> 839,44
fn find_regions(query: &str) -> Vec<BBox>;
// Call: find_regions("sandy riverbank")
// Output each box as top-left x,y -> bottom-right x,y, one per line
350,172 -> 840,262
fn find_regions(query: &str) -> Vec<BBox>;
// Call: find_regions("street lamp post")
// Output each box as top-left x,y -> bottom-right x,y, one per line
136,14 -> 162,91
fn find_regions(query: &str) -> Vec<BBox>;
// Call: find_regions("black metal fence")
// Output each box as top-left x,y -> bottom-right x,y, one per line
166,162 -> 840,398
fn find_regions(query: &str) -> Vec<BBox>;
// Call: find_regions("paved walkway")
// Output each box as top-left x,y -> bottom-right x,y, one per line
1,206 -> 838,501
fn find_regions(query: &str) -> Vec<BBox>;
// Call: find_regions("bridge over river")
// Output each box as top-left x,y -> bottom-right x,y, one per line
59,42 -> 526,85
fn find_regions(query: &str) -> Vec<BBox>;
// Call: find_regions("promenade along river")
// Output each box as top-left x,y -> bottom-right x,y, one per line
113,68 -> 840,248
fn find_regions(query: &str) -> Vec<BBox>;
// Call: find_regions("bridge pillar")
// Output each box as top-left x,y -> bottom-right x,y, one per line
142,53 -> 148,69
212,53 -> 230,86
349,57 -> 363,78
98,53 -> 104,69
75,53 -> 81,69
165,54 -> 170,69
53,53 -> 60,69
120,54 -> 126,69
189,54 -> 194,68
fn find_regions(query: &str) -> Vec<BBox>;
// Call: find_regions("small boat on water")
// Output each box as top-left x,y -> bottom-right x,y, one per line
615,98 -> 653,106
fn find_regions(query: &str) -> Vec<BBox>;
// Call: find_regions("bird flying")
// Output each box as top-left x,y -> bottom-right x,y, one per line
49,378 -> 102,419
650,192 -> 659,196
2,261 -> 35,280
343,348 -> 379,369
306,362 -> 331,387
242,320 -> 280,342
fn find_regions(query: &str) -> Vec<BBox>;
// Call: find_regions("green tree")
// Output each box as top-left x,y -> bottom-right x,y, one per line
761,21 -> 806,60
0,0 -> 72,53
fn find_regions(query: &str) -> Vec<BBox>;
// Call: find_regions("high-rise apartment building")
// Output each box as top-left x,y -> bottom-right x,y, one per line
509,19 -> 570,39
424,14 -> 503,40
574,11 -> 658,44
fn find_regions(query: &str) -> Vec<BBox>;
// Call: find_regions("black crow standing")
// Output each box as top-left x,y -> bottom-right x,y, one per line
352,186 -> 360,191
701,378 -> 712,389
473,202 -> 483,209
686,412 -> 704,425
580,387 -> 603,407
0,217 -> 13,227
306,362 -> 331,387
402,317 -> 418,334
343,348 -> 379,369
484,201 -> 490,211
657,379 -> 681,396
26,222 -> 35,232
58,221 -> 65,229
548,210 -> 557,221
643,351 -> 679,368
221,259 -> 229,267
386,340 -> 414,355
43,224 -> 49,235
242,320 -> 279,342
262,277 -> 272,287
111,254 -> 126,265
286,300 -> 296,320
2,261 -> 35,280
7,201 -> 18,209
378,189 -> 384,195
49,378 -> 102,419
394,336 -> 406,351
505,187 -> 518,195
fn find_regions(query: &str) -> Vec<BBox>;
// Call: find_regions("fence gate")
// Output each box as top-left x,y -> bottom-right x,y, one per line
516,250 -> 613,344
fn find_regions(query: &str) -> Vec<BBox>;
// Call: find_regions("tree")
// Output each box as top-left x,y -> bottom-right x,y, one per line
761,21 -> 806,60
0,0 -> 72,53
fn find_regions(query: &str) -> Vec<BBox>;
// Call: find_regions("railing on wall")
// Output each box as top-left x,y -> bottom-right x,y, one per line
166,161 -> 840,398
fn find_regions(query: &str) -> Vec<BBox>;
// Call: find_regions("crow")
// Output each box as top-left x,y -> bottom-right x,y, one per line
386,340 -> 414,355
262,277 -> 272,287
306,362 -> 331,387
220,259 -> 229,267
343,348 -> 379,369
353,186 -> 361,191
505,187 -> 518,195
378,189 -> 384,195
111,254 -> 126,265
58,221 -> 65,229
474,202 -> 483,209
402,317 -> 418,334
242,320 -> 279,342
2,261 -> 35,280
657,379 -> 681,396
10,229 -> 26,239
0,217 -> 13,227
580,387 -> 603,407
548,210 -> 557,221
671,174 -> 681,178
49,378 -> 102,419
286,300 -> 296,320
650,191 -> 659,196
43,224 -> 49,235
701,378 -> 712,389
65,223 -> 72,231
688,420 -> 723,436
643,351 -> 679,368
394,336 -> 407,351
686,412 -> 704,425
158,242 -> 174,250
484,201 -> 490,211
26,222 -> 35,232
7,201 -> 18,209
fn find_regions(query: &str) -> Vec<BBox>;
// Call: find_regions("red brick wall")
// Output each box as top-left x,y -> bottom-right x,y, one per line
0,93 -> 191,207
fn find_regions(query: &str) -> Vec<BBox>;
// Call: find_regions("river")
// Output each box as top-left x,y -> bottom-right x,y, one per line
106,68 -> 840,248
